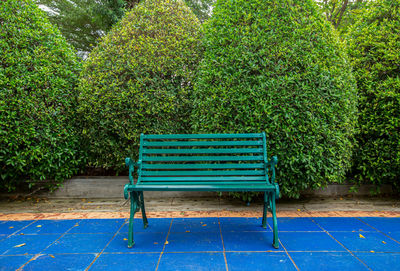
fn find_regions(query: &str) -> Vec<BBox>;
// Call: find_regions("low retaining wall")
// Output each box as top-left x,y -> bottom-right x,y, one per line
43,176 -> 394,199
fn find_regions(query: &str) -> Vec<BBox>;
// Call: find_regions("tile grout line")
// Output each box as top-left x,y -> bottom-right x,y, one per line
0,219 -> 37,252
6,249 -> 400,257
155,218 -> 174,271
306,214 -> 373,271
356,217 -> 400,245
84,219 -> 127,271
16,219 -> 83,271
5,220 -> 37,240
267,222 -> 300,271
218,217 -> 229,271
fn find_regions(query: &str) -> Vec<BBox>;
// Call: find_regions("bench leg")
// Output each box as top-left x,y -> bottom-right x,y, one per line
270,192 -> 279,249
128,192 -> 139,248
139,192 -> 148,229
262,192 -> 268,229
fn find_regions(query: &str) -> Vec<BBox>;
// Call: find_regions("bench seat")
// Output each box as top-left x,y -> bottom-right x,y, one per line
125,183 -> 277,192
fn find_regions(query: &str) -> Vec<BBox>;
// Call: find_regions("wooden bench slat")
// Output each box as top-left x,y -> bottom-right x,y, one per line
143,140 -> 263,147
142,155 -> 264,162
140,176 -> 266,181
143,148 -> 264,154
143,133 -> 263,139
141,170 -> 265,176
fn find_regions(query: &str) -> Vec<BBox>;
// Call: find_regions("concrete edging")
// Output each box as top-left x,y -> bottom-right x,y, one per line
43,176 -> 394,199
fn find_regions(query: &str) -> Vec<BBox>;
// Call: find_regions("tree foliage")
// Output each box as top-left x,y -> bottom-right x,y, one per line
346,0 -> 400,190
37,0 -> 213,56
0,0 -> 83,191
192,0 -> 358,198
36,0 -> 126,56
78,0 -> 201,170
318,0 -> 369,33
185,0 -> 215,23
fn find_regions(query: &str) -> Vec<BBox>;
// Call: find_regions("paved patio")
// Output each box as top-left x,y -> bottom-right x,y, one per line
1,216 -> 400,270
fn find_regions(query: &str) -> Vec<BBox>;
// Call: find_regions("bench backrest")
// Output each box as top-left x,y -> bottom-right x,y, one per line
137,133 -> 271,185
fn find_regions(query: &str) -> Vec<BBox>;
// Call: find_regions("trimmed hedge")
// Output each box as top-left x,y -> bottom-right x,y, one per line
0,0 -> 83,190
78,0 -> 201,170
346,0 -> 400,190
192,0 -> 358,198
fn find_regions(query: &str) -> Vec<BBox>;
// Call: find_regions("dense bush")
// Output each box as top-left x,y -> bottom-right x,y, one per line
78,0 -> 201,170
0,0 -> 83,190
346,0 -> 400,190
192,0 -> 358,198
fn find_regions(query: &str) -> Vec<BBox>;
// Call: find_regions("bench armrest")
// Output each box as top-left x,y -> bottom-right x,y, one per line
266,155 -> 278,183
124,184 -> 131,199
125,157 -> 137,185
266,156 -> 279,199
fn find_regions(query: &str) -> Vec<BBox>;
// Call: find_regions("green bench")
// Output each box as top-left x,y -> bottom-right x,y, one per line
123,133 -> 280,248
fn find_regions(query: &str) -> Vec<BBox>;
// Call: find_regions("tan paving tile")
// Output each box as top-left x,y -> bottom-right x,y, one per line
1,210 -> 400,221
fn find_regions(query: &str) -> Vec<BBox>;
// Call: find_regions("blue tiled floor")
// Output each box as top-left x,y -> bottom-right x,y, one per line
23,253 -> 96,271
311,217 -> 374,232
158,252 -> 226,271
0,217 -> 399,270
220,217 -> 270,232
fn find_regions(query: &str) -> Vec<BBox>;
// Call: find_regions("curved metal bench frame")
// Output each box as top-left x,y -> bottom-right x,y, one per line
124,133 -> 279,249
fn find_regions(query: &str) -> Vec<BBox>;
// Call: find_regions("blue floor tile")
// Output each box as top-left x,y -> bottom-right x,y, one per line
290,252 -> 369,271
359,217 -> 400,233
311,217 -> 375,232
23,253 -> 96,271
219,217 -> 270,232
170,217 -> 219,233
223,231 -> 282,251
0,217 -> 398,270
0,234 -> 60,255
21,220 -> 79,235
91,253 -> 160,271
330,232 -> 400,252
355,252 -> 400,271
158,252 -> 226,271
0,220 -> 34,235
105,232 -> 166,253
165,232 -> 223,252
269,217 -> 322,232
226,252 -> 296,271
120,218 -> 171,233
68,219 -> 125,234
44,233 -> 114,254
0,255 -> 32,270
279,232 -> 346,252
388,232 -> 400,243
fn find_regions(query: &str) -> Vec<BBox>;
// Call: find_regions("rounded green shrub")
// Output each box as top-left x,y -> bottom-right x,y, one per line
192,0 -> 358,198
0,0 -> 83,191
346,0 -> 400,190
78,0 -> 201,170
